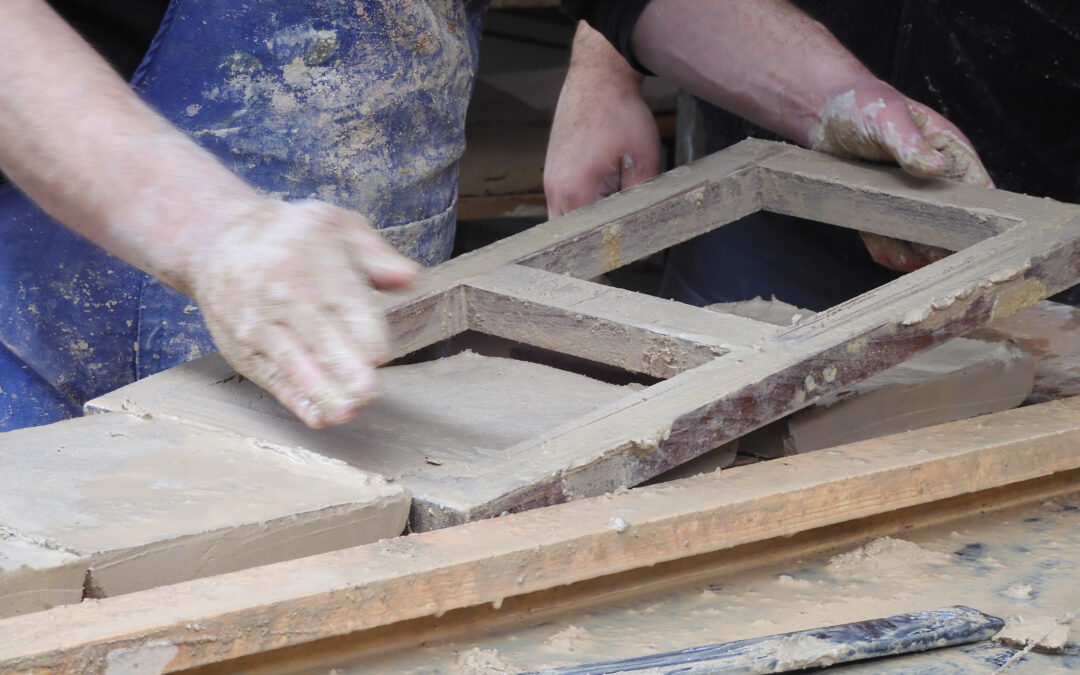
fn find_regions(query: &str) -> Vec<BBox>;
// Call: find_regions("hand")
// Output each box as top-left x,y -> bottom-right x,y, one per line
0,2 -> 421,429
811,78 -> 993,271
185,199 -> 421,428
544,22 -> 661,218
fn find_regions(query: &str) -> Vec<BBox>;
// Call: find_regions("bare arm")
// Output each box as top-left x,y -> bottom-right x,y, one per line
548,0 -> 990,271
0,0 -> 420,427
544,22 -> 660,218
631,0 -> 987,181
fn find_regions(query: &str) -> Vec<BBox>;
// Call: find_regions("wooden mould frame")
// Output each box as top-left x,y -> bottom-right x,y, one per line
5,139 -> 1080,672
94,138 -> 1080,533
385,138 -> 1080,529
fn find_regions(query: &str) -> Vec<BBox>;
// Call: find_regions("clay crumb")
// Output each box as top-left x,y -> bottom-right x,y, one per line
120,398 -> 152,419
994,614 -> 1071,653
1002,583 -> 1034,600
772,634 -> 848,671
610,516 -> 629,533
454,648 -> 515,675
545,625 -> 594,653
827,537 -> 951,580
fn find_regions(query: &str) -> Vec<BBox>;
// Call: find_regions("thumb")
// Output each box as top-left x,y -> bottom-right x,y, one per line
876,103 -> 950,179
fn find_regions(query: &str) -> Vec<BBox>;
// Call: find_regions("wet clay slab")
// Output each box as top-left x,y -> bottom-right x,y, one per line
87,351 -> 637,531
0,413 -> 409,609
971,299 -> 1080,399
743,337 -> 1034,457
0,529 -> 88,619
708,300 -> 1034,457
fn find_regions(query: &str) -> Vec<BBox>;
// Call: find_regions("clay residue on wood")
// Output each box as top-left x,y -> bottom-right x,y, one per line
454,647 -> 515,675
826,536 -> 952,581
544,625 -> 594,653
344,493 -> 1080,673
995,613 -> 1072,654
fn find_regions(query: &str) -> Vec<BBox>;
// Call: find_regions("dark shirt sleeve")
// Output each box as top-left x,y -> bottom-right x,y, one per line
561,0 -> 655,73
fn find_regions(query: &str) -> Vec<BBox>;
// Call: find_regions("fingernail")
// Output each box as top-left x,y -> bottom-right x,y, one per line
322,403 -> 357,426
371,255 -> 422,277
297,397 -> 325,428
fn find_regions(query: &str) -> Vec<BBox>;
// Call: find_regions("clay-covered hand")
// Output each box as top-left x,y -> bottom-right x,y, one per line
810,78 -> 993,271
183,199 -> 421,428
544,22 -> 661,219
0,1 -> 422,429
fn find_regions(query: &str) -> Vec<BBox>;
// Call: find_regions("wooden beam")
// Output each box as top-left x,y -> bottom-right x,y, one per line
457,193 -> 547,221
4,397 -> 1080,673
463,264 -> 779,377
381,285 -> 467,360
757,151 -> 1074,251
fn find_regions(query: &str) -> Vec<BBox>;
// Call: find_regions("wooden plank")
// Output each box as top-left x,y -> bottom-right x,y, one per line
757,150 -> 1077,251
381,285 -> 465,361
463,264 -> 779,377
370,140 -> 783,361
411,139 -> 780,293
4,397 -> 1080,673
457,193 -> 547,221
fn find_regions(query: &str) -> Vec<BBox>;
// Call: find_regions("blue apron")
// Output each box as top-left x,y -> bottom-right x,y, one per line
0,0 -> 486,430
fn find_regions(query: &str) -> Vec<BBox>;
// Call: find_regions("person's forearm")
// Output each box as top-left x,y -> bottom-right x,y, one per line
0,0 -> 262,293
631,0 -> 876,147
568,21 -> 643,96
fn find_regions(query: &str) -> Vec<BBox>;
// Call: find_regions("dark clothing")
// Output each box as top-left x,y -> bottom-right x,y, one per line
47,0 -> 170,79
560,0 -> 653,72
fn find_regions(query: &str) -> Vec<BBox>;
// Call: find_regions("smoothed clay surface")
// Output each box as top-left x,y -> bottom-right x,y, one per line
87,351 -> 636,524
0,413 -> 409,603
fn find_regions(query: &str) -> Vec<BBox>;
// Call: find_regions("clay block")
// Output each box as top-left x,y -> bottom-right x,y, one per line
0,529 -> 88,619
969,300 -> 1080,400
0,414 -> 410,601
87,351 -> 636,531
994,614 -> 1072,653
710,299 -> 1034,457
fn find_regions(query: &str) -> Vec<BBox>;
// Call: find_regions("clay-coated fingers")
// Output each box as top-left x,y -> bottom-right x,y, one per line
860,232 -> 931,273
907,102 -> 994,187
341,222 -> 423,290
871,100 -> 950,180
296,199 -> 422,290
281,276 -> 390,396
249,322 -> 376,428
911,242 -> 952,265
